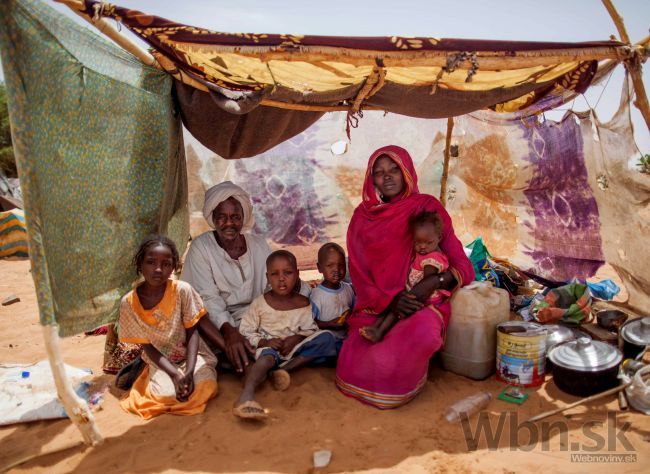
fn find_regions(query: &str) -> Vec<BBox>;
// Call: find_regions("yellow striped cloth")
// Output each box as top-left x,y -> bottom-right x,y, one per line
0,209 -> 28,258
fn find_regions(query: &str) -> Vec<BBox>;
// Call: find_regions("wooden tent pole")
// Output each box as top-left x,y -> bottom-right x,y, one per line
43,325 -> 103,446
57,2 -> 633,70
601,0 -> 630,43
440,117 -> 454,207
53,0 -> 157,67
601,0 -> 650,132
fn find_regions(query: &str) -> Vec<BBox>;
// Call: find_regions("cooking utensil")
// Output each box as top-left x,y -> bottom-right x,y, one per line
548,337 -> 623,396
545,324 -> 581,373
619,317 -> 650,359
596,309 -> 628,332
545,324 -> 577,351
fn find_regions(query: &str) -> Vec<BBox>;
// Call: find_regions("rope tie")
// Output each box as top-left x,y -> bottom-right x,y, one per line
345,109 -> 362,140
431,51 -> 479,94
351,66 -> 386,112
91,2 -> 107,22
345,65 -> 386,139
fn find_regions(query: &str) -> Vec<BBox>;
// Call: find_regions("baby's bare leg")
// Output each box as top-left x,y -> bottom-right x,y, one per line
360,312 -> 398,343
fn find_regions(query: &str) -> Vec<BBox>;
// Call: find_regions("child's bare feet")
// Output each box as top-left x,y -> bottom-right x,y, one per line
359,326 -> 383,343
232,399 -> 267,421
270,369 -> 291,391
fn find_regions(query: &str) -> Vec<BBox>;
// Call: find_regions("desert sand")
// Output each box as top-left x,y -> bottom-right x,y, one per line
1,258 -> 649,473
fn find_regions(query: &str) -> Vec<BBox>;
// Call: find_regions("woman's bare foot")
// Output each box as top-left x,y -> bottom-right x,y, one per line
359,326 -> 383,343
270,369 -> 291,391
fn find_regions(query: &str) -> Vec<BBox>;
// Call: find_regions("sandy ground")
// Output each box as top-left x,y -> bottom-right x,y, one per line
1,258 -> 649,473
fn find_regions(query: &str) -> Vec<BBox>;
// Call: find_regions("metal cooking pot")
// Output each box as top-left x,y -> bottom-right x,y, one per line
545,325 -> 589,372
548,337 -> 623,397
596,309 -> 628,332
619,317 -> 650,359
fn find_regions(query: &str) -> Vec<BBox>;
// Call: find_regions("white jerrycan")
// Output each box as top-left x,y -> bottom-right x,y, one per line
441,282 -> 510,380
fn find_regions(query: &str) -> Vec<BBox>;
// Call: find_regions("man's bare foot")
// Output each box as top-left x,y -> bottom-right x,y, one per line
359,326 -> 383,343
270,369 -> 291,391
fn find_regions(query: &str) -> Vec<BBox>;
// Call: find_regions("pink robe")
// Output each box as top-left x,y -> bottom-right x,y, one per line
335,145 -> 474,409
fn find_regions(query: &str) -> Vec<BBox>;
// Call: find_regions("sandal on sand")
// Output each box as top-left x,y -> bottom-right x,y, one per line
232,400 -> 268,421
270,369 -> 291,391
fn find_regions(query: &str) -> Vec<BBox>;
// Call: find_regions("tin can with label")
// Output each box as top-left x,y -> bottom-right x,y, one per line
496,321 -> 547,387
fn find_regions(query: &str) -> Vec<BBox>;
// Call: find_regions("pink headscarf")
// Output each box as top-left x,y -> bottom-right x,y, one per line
361,145 -> 419,206
347,145 -> 474,321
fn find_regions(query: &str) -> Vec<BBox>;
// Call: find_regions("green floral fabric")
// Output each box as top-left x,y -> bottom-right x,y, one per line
0,0 -> 188,336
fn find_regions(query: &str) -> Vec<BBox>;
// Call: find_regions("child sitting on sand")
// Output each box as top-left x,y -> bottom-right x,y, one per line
310,243 -> 355,347
234,250 -> 338,421
360,211 -> 451,343
119,235 -> 226,419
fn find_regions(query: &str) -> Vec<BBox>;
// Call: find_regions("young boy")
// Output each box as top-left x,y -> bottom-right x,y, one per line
234,250 -> 338,421
310,243 -> 355,345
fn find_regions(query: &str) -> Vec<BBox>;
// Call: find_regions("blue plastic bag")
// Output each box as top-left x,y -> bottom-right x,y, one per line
586,279 -> 620,301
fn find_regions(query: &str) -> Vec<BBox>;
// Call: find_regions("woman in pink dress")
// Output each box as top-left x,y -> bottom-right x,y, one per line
335,145 -> 474,409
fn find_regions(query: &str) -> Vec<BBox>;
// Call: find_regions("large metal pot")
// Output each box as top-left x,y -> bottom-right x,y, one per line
548,337 -> 622,397
619,317 -> 650,359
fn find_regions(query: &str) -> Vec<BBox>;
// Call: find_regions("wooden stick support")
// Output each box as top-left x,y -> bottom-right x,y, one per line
601,0 -> 650,132
42,325 -> 103,446
205,45 -> 631,70
440,117 -> 454,206
52,0 -> 635,70
527,383 -> 630,423
54,0 -> 157,67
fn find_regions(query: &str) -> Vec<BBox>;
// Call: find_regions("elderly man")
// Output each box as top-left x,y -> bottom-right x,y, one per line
182,181 -> 271,372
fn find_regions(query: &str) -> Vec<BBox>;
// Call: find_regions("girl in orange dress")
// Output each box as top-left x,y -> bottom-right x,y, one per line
119,235 -> 225,419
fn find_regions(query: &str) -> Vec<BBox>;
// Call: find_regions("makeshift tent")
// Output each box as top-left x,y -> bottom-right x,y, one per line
187,81 -> 649,315
0,0 -> 648,447
75,0 -> 630,159
0,0 -> 187,444
0,0 -> 188,337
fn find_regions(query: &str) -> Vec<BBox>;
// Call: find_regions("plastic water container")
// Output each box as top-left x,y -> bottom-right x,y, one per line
444,391 -> 492,423
441,282 -> 510,380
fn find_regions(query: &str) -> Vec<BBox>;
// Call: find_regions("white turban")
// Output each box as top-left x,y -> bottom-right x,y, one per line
202,181 -> 255,232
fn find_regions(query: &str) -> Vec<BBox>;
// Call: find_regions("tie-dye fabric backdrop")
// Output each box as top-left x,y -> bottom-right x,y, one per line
187,82 -> 649,313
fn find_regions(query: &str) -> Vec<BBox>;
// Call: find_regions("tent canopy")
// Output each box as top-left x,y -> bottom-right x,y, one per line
81,0 -> 630,158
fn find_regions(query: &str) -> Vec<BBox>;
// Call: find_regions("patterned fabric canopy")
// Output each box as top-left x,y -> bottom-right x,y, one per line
0,0 -> 188,336
81,1 -> 629,158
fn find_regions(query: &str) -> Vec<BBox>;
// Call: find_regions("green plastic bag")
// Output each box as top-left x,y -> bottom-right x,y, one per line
465,237 -> 499,285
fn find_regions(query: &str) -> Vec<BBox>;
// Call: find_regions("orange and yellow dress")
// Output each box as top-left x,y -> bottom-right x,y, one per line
118,280 -> 218,419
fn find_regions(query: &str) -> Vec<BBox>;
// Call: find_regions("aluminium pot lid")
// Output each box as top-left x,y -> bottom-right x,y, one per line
545,324 -> 577,350
620,317 -> 650,346
549,337 -> 622,372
